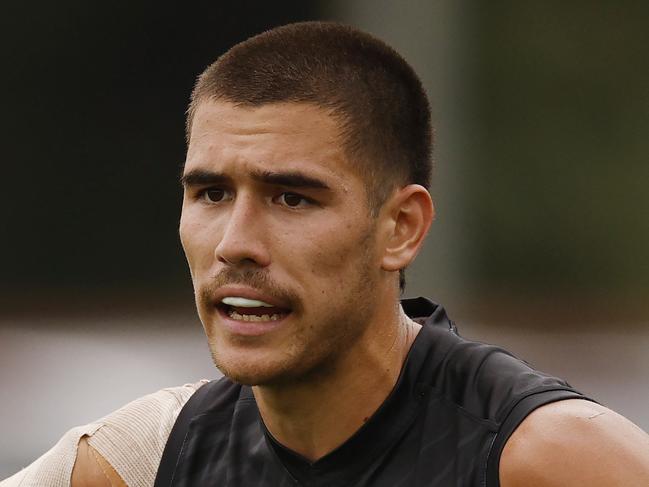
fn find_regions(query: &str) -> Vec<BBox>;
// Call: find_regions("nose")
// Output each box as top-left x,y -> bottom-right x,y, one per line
214,194 -> 271,268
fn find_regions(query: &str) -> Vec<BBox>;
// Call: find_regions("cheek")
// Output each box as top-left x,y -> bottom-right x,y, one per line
297,222 -> 373,277
179,214 -> 218,270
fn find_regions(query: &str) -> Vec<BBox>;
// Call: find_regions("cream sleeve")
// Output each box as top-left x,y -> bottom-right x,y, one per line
0,381 -> 207,487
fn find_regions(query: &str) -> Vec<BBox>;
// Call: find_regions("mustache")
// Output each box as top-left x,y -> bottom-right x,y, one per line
199,268 -> 300,309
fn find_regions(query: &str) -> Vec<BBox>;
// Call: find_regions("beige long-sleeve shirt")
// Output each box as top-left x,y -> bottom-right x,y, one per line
1,381 -> 206,487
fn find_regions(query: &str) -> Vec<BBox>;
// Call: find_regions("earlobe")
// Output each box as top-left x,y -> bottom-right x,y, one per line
380,185 -> 434,272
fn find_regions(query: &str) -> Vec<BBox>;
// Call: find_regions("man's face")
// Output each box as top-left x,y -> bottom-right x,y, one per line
180,100 -> 387,386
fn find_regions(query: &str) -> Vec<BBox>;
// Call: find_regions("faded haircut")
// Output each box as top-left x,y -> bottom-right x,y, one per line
186,21 -> 433,291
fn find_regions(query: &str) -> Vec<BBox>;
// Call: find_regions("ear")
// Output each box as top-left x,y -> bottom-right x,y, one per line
378,184 -> 435,273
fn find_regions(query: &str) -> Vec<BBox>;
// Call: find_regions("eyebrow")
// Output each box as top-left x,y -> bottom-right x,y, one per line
250,170 -> 330,190
180,169 -> 231,187
180,168 -> 331,191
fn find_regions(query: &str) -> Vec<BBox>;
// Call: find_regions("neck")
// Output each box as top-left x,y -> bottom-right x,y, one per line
252,303 -> 422,462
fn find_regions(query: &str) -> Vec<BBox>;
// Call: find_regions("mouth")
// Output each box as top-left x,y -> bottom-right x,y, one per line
216,296 -> 292,323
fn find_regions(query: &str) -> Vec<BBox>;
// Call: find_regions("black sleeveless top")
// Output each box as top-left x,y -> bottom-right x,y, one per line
155,298 -> 592,487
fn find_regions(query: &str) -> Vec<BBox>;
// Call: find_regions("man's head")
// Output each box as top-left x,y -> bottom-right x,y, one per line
187,21 -> 433,219
179,22 -> 434,386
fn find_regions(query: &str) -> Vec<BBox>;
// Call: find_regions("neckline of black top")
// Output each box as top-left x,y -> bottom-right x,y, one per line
260,297 -> 447,486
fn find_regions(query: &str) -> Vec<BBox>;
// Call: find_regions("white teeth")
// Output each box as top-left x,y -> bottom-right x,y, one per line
222,296 -> 274,307
228,309 -> 282,322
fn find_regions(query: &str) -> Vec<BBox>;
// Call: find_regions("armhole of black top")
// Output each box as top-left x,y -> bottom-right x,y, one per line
485,389 -> 596,487
153,380 -> 215,487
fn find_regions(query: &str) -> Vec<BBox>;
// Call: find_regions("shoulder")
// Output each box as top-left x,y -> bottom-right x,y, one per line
0,381 -> 207,487
500,399 -> 649,487
414,300 -> 579,424
71,437 -> 125,487
91,380 -> 208,433
84,380 -> 208,486
428,326 -> 576,423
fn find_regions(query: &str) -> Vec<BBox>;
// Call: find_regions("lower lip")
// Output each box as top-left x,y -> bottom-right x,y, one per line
216,306 -> 290,337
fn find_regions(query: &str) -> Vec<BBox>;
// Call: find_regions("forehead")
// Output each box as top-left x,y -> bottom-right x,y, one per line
185,100 -> 353,182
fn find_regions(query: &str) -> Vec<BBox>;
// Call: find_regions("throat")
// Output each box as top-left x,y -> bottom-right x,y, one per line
252,349 -> 409,462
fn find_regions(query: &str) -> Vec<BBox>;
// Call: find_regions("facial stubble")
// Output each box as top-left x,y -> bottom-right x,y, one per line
197,222 -> 380,388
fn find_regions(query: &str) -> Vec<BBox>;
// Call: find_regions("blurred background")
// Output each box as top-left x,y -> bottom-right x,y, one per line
1,0 -> 648,477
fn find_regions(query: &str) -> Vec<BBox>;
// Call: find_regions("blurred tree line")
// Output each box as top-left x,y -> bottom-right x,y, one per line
1,2 -> 646,322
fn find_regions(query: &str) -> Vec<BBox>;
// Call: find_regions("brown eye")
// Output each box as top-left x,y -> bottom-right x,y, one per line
281,193 -> 305,207
205,188 -> 225,202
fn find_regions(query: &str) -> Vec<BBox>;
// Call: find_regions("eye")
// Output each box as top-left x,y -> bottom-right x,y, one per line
278,192 -> 310,208
202,188 -> 230,203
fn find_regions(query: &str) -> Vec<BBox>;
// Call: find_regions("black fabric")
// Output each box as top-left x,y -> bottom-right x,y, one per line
154,379 -> 230,487
156,298 -> 593,486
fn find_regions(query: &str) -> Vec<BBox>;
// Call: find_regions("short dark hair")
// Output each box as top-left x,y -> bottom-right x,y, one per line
187,21 -> 433,291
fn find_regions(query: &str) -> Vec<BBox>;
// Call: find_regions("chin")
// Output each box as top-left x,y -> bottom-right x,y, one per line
209,344 -> 296,386
218,367 -> 282,387
209,340 -> 332,387
216,361 -> 309,387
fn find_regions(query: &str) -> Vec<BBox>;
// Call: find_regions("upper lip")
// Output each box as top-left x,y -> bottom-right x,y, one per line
212,286 -> 291,310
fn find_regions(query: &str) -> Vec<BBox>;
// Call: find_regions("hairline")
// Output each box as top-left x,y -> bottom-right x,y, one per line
185,94 -> 404,216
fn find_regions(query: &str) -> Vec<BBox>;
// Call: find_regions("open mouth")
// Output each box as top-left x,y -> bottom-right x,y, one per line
217,296 -> 291,323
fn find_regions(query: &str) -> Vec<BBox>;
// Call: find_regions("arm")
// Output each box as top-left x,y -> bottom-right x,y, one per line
71,437 -> 126,487
0,382 -> 204,487
500,399 -> 649,486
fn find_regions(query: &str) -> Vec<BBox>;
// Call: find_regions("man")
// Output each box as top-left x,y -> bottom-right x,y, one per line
3,21 -> 649,487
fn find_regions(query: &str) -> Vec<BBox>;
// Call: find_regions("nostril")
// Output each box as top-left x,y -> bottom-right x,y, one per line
217,255 -> 261,266
217,254 -> 236,265
215,240 -> 271,267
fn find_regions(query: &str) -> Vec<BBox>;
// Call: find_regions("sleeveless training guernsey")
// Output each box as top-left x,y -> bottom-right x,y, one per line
155,297 -> 593,487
